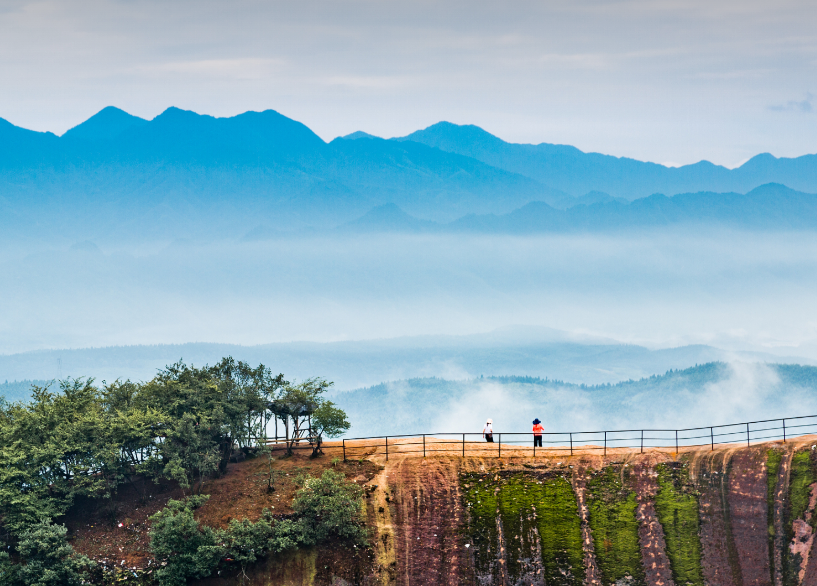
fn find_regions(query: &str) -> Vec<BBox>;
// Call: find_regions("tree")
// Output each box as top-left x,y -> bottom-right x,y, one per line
292,470 -> 366,544
149,496 -> 222,586
5,519 -> 94,586
276,378 -> 335,456
311,401 -> 350,456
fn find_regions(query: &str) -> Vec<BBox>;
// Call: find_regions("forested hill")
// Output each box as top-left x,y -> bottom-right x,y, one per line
333,362 -> 817,437
3,106 -> 817,244
0,380 -> 47,404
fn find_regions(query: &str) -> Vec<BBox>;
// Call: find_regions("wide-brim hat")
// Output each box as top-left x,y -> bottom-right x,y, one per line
532,418 -> 541,425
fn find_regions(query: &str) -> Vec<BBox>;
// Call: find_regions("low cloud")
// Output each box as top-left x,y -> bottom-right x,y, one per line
769,93 -> 814,113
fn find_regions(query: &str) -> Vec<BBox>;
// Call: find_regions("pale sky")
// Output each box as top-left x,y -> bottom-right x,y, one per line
0,0 -> 815,167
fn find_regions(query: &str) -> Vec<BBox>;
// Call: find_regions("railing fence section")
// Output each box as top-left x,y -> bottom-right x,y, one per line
266,414 -> 817,461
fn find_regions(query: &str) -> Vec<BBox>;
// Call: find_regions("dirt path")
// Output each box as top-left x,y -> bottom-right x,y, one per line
378,455 -> 472,586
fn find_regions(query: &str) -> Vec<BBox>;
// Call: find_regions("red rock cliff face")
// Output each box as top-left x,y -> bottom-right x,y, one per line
728,450 -> 772,586
196,439 -> 817,586
370,440 -> 817,586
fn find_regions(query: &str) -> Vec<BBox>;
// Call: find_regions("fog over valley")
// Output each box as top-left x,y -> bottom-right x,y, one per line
2,107 -> 817,435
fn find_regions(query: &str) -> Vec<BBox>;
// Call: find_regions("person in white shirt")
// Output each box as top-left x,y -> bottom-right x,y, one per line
483,419 -> 494,443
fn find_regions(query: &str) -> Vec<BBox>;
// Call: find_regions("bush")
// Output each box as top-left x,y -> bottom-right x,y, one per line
293,469 -> 367,544
2,519 -> 94,586
148,471 -> 366,584
149,496 -> 223,586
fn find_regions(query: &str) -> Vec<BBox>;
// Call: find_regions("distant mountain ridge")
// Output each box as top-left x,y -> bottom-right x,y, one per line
0,107 -> 559,243
335,362 -> 817,436
337,183 -> 817,234
0,327 -> 811,392
395,121 -> 817,200
2,106 -> 817,243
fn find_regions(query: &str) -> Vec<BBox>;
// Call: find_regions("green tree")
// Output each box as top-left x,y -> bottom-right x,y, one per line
293,469 -> 366,544
311,400 -> 350,456
276,378 -> 334,455
149,496 -> 223,586
4,519 -> 94,586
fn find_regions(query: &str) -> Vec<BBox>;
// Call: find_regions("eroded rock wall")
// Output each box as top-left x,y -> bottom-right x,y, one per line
376,442 -> 817,586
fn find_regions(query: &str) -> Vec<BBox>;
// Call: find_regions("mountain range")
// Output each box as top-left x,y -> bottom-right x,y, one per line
2,106 -> 817,243
334,362 -> 817,436
0,327 -> 812,395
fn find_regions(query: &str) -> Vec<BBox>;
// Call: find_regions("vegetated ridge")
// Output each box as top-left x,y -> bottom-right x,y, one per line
335,362 -> 817,437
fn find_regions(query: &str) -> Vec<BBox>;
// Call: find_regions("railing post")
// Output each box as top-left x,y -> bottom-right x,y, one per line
423,434 -> 426,457
463,433 -> 465,457
675,430 -> 678,454
385,436 -> 388,461
533,433 -> 536,457
499,434 -> 501,458
640,430 -> 643,454
604,431 -> 607,457
783,419 -> 787,443
710,427 -> 714,451
343,439 -> 346,462
569,433 -> 573,456
746,423 -> 750,447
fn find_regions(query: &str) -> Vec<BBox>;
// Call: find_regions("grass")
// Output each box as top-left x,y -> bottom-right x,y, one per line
766,449 -> 784,583
585,466 -> 645,586
461,470 -> 584,586
654,462 -> 704,586
784,449 -> 817,586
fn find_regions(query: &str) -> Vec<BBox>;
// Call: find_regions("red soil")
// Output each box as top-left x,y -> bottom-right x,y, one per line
64,449 -> 379,571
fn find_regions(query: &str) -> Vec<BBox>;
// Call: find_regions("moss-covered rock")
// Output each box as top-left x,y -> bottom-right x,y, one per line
783,449 -> 817,586
654,462 -> 704,586
585,466 -> 644,586
461,470 -> 584,586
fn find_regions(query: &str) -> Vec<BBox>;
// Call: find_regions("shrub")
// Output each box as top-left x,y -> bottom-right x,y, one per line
148,471 -> 366,584
3,519 -> 94,586
293,469 -> 367,544
149,496 -> 223,586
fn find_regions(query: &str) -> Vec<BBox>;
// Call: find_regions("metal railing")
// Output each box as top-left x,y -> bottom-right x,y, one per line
265,414 -> 817,460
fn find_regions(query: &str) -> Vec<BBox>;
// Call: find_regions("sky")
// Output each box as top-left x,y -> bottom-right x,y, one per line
0,0 -> 815,167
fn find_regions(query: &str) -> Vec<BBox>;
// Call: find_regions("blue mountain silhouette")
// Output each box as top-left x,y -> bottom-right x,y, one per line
396,121 -> 817,199
2,106 -> 817,243
62,106 -> 148,142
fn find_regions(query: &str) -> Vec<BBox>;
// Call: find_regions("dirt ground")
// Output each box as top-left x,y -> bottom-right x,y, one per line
64,447 -> 379,571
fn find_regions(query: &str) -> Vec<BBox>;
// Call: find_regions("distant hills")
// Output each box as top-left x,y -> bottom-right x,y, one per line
395,121 -> 817,200
2,106 -> 817,243
335,362 -> 817,436
341,183 -> 817,233
0,327 -> 811,393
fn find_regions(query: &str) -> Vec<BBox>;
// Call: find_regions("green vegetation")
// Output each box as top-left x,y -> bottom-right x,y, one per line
0,358 -> 353,583
149,470 -> 365,586
654,462 -> 703,586
787,451 -> 816,528
585,466 -> 644,586
0,519 -> 95,586
766,449 -> 784,583
461,471 -> 584,586
783,449 -> 817,586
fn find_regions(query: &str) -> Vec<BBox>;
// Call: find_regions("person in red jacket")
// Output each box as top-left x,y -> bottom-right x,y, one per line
532,418 -> 544,448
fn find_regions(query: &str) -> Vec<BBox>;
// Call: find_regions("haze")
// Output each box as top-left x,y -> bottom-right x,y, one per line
3,228 -> 817,358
